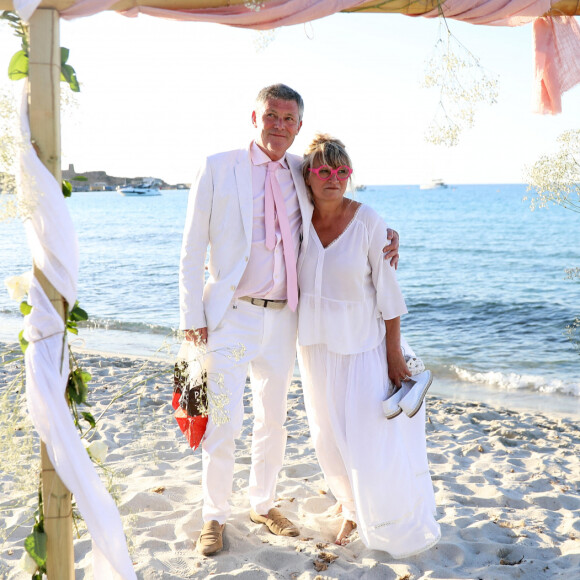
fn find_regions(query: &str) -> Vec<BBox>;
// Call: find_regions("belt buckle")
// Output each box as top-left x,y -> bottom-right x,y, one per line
251,297 -> 267,308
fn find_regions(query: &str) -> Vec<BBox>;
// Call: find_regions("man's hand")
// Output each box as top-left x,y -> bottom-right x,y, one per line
185,327 -> 208,345
383,228 -> 399,270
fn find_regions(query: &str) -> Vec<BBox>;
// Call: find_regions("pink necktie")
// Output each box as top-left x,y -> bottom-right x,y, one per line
264,161 -> 298,311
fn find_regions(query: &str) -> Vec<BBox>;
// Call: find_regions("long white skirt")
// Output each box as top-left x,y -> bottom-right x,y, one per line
298,340 -> 441,558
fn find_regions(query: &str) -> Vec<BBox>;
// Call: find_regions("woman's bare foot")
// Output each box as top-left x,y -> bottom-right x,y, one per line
335,518 -> 357,546
330,501 -> 342,516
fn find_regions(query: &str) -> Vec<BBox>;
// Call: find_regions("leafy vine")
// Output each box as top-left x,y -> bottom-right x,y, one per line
1,10 -> 80,92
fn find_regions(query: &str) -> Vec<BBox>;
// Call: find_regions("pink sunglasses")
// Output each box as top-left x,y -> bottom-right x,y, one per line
308,165 -> 353,181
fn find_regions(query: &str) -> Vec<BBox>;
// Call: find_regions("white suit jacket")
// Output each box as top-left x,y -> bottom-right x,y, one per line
179,144 -> 314,332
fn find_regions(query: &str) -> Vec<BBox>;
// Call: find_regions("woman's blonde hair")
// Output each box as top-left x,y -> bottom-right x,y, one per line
302,134 -> 352,201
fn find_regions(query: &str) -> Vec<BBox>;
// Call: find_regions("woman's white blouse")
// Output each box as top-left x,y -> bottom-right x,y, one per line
298,204 -> 407,355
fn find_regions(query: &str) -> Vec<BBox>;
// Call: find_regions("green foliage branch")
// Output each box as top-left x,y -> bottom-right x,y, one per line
19,299 -> 94,430
1,11 -> 80,92
24,487 -> 47,579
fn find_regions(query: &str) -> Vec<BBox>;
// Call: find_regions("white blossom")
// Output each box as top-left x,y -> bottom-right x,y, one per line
227,343 -> 246,362
422,21 -> 499,147
0,85 -> 23,221
19,552 -> 38,574
244,0 -> 265,11
84,439 -> 108,463
524,129 -> 580,213
4,271 -> 32,301
253,29 -> 276,52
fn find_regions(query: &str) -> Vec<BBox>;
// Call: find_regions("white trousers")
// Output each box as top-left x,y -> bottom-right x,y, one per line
201,298 -> 298,523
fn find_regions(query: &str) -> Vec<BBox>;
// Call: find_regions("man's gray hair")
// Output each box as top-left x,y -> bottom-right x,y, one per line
256,84 -> 304,121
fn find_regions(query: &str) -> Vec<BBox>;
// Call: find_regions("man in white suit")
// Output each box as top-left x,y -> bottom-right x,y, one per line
180,84 -> 398,556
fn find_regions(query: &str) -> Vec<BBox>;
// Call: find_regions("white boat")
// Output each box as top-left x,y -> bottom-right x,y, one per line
420,178 -> 448,190
117,179 -> 161,196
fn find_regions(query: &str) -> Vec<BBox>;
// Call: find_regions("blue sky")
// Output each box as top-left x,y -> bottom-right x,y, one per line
2,10 -> 580,184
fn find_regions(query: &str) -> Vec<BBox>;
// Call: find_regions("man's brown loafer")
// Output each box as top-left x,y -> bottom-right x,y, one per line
196,520 -> 225,556
250,508 -> 299,537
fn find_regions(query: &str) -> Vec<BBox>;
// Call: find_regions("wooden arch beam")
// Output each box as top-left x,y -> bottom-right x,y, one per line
349,0 -> 580,16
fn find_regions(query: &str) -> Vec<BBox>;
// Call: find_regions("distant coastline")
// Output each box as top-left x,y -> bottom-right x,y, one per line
62,164 -> 190,192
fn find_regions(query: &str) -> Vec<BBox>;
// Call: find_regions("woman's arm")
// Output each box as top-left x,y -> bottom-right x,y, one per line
385,317 -> 409,389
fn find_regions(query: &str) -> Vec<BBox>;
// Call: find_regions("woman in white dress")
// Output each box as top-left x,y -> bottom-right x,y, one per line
297,134 -> 440,556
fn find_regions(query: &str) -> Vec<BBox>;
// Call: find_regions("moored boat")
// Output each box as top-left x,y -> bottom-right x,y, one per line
420,178 -> 448,190
117,179 -> 161,196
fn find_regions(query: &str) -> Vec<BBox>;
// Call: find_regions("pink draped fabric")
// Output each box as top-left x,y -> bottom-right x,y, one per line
533,15 -> 580,113
60,0 -> 580,114
16,0 -> 580,113
413,0 -> 580,113
61,0 -> 369,27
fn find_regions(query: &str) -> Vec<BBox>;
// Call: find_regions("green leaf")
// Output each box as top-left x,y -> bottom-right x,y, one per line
20,301 -> 32,316
62,179 -> 72,198
8,50 -> 28,80
60,63 -> 80,93
66,322 -> 78,335
24,529 -> 47,567
68,71 -> 80,93
67,368 -> 89,404
81,371 -> 92,384
19,330 -> 28,354
1,11 -> 22,25
66,374 -> 79,404
60,47 -> 70,65
69,303 -> 88,322
81,412 -> 96,428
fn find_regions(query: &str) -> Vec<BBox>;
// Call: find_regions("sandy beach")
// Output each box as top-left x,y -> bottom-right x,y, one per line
1,344 -> 579,579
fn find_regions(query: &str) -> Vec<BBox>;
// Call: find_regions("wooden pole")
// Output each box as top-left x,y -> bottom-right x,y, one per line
28,9 -> 75,579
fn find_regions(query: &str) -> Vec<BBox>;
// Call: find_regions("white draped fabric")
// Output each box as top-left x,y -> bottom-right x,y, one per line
18,81 -> 136,579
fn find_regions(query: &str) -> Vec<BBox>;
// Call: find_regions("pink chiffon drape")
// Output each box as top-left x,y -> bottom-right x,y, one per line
12,0 -> 579,113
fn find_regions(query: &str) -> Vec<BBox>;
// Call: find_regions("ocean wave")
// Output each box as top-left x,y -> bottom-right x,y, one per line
450,365 -> 580,398
81,318 -> 178,336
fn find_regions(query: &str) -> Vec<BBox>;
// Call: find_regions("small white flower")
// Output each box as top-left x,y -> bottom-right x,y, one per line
19,551 -> 38,574
84,439 -> 108,463
4,271 -> 32,301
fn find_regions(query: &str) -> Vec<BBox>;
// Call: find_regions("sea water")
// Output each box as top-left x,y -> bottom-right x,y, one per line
2,185 -> 579,415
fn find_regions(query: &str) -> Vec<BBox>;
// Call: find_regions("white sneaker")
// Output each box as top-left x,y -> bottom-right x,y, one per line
382,382 -> 411,419
398,370 -> 433,418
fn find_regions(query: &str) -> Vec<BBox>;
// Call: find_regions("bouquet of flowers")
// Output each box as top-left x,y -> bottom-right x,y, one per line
172,341 -> 209,450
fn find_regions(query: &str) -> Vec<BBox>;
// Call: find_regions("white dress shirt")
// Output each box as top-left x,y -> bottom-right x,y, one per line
235,142 -> 302,301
